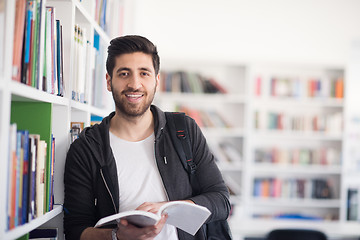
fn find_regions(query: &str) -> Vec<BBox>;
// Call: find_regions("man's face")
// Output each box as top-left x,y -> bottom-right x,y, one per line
106,52 -> 159,118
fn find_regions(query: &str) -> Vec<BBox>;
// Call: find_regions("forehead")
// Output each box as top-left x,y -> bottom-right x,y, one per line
114,52 -> 154,71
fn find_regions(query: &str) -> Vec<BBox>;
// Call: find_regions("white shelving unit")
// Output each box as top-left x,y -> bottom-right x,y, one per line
0,0 -> 121,239
154,61 -> 249,220
153,59 -> 360,239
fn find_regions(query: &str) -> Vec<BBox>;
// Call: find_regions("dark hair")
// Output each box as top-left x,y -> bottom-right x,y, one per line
106,35 -> 160,78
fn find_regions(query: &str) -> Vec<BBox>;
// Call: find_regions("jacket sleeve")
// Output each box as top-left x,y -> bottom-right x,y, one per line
63,139 -> 98,240
186,117 -> 231,222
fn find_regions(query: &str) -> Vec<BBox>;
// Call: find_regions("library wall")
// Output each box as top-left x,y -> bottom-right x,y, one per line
130,0 -> 360,66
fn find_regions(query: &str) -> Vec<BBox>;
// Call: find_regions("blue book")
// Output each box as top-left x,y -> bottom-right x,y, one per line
19,130 -> 29,224
22,0 -> 33,84
56,20 -> 63,96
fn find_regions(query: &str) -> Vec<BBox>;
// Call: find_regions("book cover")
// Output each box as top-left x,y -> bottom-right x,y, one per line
56,19 -> 63,96
36,140 -> 47,216
20,130 -> 30,224
8,124 -> 17,229
12,0 -> 27,82
21,0 -> 33,84
45,7 -> 52,93
28,134 -> 39,220
94,201 -> 211,236
29,228 -> 58,239
15,131 -> 22,227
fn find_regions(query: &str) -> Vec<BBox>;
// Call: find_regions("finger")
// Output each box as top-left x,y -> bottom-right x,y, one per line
119,219 -> 128,227
154,214 -> 168,232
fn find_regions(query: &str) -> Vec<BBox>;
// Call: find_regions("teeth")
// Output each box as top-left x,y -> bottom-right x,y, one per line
126,94 -> 143,98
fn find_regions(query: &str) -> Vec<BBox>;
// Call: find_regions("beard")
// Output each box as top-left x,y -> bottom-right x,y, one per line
111,83 -> 156,118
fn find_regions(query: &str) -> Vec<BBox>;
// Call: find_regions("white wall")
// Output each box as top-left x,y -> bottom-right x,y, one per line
126,0 -> 360,66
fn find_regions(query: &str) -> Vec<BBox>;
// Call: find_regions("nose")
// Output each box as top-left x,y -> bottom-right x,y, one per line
127,74 -> 142,90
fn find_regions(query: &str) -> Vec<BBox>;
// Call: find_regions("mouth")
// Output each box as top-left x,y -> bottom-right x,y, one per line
124,93 -> 144,102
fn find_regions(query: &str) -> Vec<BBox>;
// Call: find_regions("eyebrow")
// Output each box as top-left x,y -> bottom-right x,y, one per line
115,67 -> 153,74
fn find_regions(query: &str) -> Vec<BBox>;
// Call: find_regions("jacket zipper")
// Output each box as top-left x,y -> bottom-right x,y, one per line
100,169 -> 118,214
154,128 -> 170,201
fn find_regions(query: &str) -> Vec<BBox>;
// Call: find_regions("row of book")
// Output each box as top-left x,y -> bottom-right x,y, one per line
254,111 -> 343,133
253,212 -> 336,221
253,178 -> 335,199
160,71 -> 228,94
7,123 -> 55,230
254,147 -> 341,166
176,105 -> 232,128
254,76 -> 344,99
12,0 -> 64,96
92,32 -> 112,109
94,0 -> 124,38
71,24 -> 95,103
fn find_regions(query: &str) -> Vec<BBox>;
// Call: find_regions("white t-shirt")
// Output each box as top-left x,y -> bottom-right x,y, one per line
109,131 -> 178,240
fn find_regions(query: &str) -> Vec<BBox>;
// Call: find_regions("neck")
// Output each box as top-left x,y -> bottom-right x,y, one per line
109,108 -> 154,142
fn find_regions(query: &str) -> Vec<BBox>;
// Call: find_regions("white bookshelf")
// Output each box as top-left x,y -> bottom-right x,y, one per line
0,0 -> 122,239
153,59 -> 357,238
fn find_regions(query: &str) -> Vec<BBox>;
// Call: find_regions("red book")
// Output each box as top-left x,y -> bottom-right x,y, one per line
335,78 -> 344,99
12,0 -> 27,82
255,76 -> 261,96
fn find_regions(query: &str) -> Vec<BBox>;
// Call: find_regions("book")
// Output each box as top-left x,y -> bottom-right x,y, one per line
36,140 -> 47,217
94,201 -> 211,236
28,134 -> 38,220
12,0 -> 27,82
29,228 -> 58,239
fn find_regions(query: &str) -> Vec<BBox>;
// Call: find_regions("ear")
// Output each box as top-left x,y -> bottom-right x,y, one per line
155,73 -> 160,91
106,73 -> 112,92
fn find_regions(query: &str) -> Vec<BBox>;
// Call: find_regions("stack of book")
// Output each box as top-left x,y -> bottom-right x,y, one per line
254,147 -> 341,166
7,123 -> 55,230
160,71 -> 228,94
12,0 -> 64,96
253,177 -> 335,200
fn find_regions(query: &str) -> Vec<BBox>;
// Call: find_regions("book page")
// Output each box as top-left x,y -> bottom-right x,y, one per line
160,201 -> 211,235
94,210 -> 159,228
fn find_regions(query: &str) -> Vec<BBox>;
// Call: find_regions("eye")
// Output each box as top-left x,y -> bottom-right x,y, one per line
119,72 -> 129,77
141,72 -> 150,77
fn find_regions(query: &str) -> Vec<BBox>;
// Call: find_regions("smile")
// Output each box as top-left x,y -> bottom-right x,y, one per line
126,94 -> 144,98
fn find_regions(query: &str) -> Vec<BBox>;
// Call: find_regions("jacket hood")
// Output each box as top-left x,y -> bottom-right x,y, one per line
78,105 -> 167,167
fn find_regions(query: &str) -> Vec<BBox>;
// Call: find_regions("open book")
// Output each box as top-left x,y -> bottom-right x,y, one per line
94,201 -> 211,236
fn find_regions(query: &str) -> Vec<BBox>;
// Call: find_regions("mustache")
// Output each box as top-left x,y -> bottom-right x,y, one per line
121,88 -> 145,94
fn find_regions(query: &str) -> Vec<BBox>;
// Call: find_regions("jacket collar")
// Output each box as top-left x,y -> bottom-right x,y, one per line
81,105 -> 166,167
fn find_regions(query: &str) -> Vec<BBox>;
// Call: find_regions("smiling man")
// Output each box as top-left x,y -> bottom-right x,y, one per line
63,35 -> 231,240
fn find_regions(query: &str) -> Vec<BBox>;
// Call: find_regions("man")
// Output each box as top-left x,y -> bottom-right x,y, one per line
64,35 -> 231,240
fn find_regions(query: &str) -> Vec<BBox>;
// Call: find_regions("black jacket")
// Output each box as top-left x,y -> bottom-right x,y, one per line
64,105 -> 231,240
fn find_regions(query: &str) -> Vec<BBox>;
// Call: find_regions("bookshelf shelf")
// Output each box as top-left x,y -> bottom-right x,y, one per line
3,205 -> 63,240
70,100 -> 89,112
251,198 -> 341,208
252,131 -> 343,141
253,164 -> 342,175
253,97 -> 344,108
10,82 -> 69,106
89,105 -> 114,118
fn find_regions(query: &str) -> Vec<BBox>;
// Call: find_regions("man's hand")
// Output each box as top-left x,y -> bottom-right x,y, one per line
135,201 -> 168,214
115,214 -> 167,240
136,200 -> 195,214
